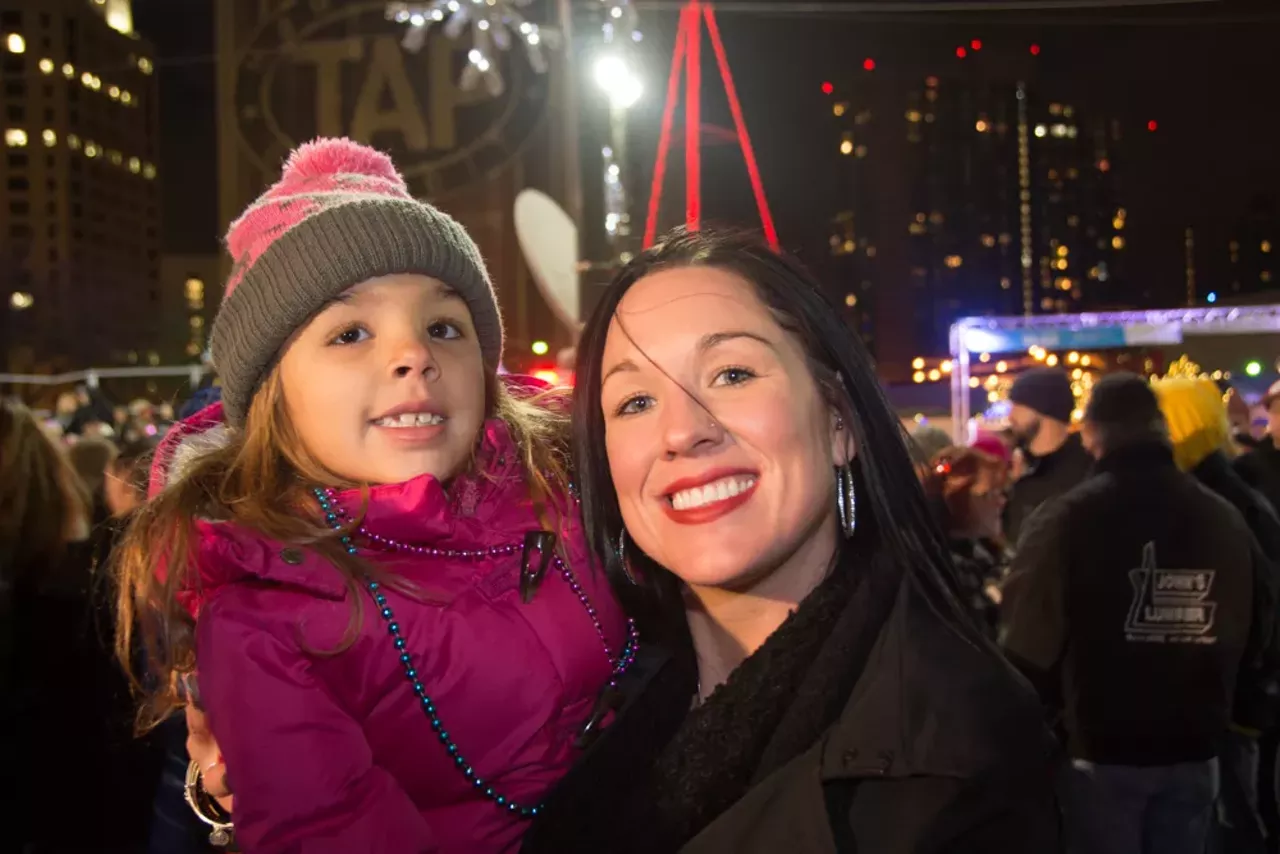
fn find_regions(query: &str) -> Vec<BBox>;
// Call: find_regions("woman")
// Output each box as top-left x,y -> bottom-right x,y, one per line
0,399 -> 156,852
923,445 -> 1010,637
523,229 -> 1059,852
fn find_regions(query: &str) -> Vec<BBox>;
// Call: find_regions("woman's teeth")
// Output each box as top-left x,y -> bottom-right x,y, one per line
670,476 -> 757,511
374,412 -> 445,428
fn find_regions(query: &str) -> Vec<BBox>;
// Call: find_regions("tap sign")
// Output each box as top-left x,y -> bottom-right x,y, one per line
233,0 -> 548,198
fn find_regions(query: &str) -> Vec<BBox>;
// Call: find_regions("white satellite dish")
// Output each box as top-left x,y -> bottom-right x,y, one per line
514,189 -> 580,331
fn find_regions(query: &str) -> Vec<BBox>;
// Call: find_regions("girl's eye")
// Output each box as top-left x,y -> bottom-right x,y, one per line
712,366 -> 756,387
331,326 -> 371,346
428,321 -> 463,340
615,394 -> 654,417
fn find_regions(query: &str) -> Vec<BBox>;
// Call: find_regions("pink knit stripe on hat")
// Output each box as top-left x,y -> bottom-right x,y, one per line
223,138 -> 417,298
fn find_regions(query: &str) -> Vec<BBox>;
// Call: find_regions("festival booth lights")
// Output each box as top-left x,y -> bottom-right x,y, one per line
947,305 -> 1280,442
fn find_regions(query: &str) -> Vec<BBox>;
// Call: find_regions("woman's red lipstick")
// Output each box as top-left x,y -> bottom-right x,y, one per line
660,469 -> 759,526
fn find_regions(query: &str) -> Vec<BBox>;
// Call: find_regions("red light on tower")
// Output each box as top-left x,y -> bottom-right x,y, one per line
821,81 -> 834,95
862,58 -> 876,72
956,46 -> 967,58
1030,43 -> 1041,56
1147,119 -> 1158,132
970,39 -> 983,51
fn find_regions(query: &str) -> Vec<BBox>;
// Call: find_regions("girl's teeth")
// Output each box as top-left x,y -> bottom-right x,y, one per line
670,476 -> 756,511
377,413 -> 444,428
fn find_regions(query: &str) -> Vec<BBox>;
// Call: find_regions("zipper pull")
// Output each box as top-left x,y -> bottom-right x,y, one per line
575,683 -> 625,749
520,530 -> 557,604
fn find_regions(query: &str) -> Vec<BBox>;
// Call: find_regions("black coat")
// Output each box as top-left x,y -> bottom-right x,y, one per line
523,547 -> 1061,854
1005,433 -> 1093,547
1002,441 -> 1262,765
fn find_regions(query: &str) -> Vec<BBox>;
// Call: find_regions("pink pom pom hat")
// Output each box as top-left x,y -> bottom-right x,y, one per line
209,137 -> 502,426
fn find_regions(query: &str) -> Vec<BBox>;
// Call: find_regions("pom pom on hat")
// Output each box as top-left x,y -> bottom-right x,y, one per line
281,136 -> 405,188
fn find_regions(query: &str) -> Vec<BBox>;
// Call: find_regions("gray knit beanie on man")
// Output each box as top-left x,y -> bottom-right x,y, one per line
209,137 -> 503,426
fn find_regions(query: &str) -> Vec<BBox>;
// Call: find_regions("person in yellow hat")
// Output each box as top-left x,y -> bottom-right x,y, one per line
1153,376 -> 1280,851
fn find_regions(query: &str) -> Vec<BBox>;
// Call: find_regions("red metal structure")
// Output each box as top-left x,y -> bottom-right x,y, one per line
642,0 -> 779,250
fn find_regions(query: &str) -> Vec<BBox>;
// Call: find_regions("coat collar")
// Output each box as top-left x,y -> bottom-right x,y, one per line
325,418 -> 528,545
189,419 -> 536,613
1095,439 -> 1176,476
817,578 -> 1051,782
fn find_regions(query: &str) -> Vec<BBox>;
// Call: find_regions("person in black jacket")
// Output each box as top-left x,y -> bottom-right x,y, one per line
523,229 -> 1060,854
1236,380 -> 1280,520
1003,372 -> 1267,854
1004,367 -> 1094,545
1154,376 -> 1280,852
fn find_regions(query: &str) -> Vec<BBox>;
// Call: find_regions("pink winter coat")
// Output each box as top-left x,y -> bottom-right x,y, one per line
179,413 -> 627,853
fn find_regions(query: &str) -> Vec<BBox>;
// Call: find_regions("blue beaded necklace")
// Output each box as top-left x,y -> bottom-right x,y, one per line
312,487 -> 638,819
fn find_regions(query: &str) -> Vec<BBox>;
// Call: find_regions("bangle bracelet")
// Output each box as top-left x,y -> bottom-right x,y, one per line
184,759 -> 235,848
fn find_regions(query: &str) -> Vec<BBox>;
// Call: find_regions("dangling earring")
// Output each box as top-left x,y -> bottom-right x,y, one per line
835,464 -> 857,539
617,528 -> 639,585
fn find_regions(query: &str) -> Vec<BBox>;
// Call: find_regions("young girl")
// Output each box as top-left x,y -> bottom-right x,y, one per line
116,138 -> 635,854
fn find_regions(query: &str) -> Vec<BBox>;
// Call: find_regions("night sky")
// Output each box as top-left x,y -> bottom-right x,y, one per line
133,0 -> 1280,312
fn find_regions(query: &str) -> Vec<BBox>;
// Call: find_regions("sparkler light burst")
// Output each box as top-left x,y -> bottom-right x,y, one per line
385,0 -> 560,97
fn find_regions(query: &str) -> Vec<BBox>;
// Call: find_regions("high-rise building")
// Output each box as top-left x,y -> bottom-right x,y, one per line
1225,195 -> 1278,299
0,0 -> 161,373
821,50 -> 1130,366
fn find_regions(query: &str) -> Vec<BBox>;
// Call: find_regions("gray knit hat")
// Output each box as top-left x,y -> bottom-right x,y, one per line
210,137 -> 503,426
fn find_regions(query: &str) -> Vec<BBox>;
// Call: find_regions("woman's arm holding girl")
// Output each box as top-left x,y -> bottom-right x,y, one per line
198,592 -> 436,854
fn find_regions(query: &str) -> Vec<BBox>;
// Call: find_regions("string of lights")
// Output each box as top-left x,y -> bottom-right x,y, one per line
632,0 -> 1223,11
384,0 -> 559,96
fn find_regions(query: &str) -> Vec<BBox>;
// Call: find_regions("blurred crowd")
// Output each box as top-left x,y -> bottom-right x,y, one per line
911,367 -> 1280,853
1,386 -> 218,854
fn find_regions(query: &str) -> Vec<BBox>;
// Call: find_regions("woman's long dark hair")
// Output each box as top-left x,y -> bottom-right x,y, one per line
573,227 -> 980,644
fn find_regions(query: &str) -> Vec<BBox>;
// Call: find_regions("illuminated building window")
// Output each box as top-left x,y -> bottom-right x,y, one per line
1112,236 -> 1126,250
5,33 -> 24,54
833,102 -> 846,117
844,293 -> 857,307
1049,103 -> 1062,116
1098,159 -> 1111,172
66,133 -> 80,149
855,145 -> 867,158
1000,277 -> 1011,289
944,255 -> 962,269
865,246 -> 876,258
142,162 -> 156,179
128,156 -> 140,173
905,110 -> 922,123
4,128 -> 27,147
40,128 -> 54,146
975,119 -> 989,133
38,58 -> 52,74
61,62 -> 74,78
1035,125 -> 1047,138
929,211 -> 944,225
138,57 -> 153,74
1263,240 -> 1273,254
839,138 -> 853,155
981,234 -> 996,248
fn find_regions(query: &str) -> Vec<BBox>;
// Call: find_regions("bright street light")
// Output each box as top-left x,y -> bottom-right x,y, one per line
594,54 -> 642,109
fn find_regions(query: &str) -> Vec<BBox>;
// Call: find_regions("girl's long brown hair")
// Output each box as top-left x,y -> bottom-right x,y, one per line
114,368 -> 571,732
0,400 -> 91,585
